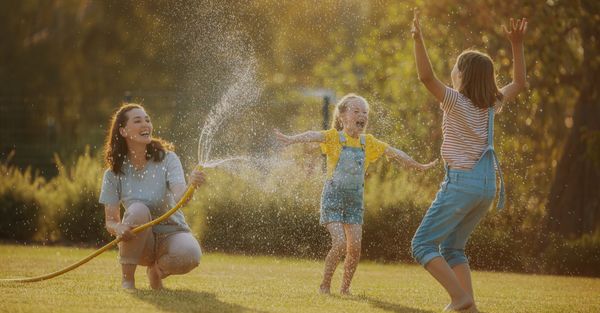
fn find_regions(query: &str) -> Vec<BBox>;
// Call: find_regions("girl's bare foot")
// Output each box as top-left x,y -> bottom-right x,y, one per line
319,284 -> 331,295
462,306 -> 479,313
121,279 -> 135,290
146,264 -> 163,290
443,294 -> 475,312
340,288 -> 352,296
445,304 -> 479,313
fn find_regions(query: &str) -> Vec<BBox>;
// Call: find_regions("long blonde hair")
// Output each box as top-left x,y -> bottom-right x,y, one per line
456,50 -> 503,108
331,94 -> 369,131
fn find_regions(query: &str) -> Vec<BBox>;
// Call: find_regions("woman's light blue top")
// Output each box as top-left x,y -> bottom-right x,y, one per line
99,151 -> 191,233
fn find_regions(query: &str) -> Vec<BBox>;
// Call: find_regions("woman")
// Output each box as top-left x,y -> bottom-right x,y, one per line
99,103 -> 205,290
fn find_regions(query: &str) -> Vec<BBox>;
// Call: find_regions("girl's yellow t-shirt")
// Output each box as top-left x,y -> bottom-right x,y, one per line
319,128 -> 389,179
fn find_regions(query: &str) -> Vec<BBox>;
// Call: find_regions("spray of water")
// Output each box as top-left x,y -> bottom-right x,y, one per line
169,3 -> 322,202
201,156 -> 250,169
164,2 -> 262,169
197,53 -> 261,165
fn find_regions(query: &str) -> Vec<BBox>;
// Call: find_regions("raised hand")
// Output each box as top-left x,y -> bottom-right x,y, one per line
502,18 -> 528,44
274,129 -> 293,146
411,9 -> 422,40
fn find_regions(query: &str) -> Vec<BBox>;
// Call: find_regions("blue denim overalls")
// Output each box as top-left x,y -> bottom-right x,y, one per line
320,132 -> 366,225
412,108 -> 505,267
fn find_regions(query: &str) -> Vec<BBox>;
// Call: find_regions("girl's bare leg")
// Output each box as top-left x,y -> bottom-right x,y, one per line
320,222 -> 346,294
452,263 -> 478,311
340,224 -> 362,295
425,257 -> 474,311
452,263 -> 474,297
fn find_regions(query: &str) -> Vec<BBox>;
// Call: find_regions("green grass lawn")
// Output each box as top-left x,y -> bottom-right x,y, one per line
0,244 -> 599,313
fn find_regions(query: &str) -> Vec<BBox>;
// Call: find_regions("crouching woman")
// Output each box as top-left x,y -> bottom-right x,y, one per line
99,103 -> 204,290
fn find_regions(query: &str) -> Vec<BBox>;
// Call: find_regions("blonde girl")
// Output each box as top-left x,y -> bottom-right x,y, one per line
275,94 -> 436,295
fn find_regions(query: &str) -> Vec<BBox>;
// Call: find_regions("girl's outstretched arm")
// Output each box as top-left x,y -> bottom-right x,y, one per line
412,9 -> 446,102
274,129 -> 325,146
384,146 -> 438,171
500,18 -> 528,102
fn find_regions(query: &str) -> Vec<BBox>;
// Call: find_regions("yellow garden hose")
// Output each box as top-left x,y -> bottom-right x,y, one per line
0,165 -> 203,283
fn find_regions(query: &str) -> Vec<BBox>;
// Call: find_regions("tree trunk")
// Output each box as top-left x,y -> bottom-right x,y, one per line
546,2 -> 600,237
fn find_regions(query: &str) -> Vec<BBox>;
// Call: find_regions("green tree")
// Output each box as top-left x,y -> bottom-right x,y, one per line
546,0 -> 600,237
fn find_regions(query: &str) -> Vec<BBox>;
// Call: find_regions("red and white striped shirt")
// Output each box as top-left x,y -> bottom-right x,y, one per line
440,87 -> 502,170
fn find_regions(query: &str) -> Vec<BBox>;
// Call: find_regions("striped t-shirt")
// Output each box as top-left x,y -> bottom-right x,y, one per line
440,87 -> 502,170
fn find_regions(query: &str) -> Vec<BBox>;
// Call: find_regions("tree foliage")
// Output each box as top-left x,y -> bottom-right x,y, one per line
0,1 -> 598,255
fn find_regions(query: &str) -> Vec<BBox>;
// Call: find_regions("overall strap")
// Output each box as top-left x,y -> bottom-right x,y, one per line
118,173 -> 122,200
117,173 -> 125,212
338,131 -> 366,151
487,107 -> 494,147
488,107 -> 506,210
338,131 -> 346,146
359,134 -> 366,150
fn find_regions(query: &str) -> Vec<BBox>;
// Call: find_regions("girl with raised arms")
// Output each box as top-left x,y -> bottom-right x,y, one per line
410,9 -> 527,311
275,94 -> 437,295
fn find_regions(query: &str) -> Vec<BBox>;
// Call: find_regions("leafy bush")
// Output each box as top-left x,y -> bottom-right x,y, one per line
202,198 -> 329,258
362,201 -> 423,262
2,148 -> 598,276
43,148 -> 110,244
467,221 -> 528,272
543,232 -> 600,277
192,169 -> 330,259
0,154 -> 45,241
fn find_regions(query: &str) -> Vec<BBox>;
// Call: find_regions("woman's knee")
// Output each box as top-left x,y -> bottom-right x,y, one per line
158,249 -> 201,274
187,243 -> 202,266
159,236 -> 202,274
123,203 -> 151,224
178,248 -> 202,272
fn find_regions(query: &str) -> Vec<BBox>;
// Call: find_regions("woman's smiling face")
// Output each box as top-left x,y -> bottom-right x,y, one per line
340,99 -> 369,135
119,108 -> 153,146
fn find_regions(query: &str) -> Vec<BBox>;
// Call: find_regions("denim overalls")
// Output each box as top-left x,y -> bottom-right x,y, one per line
412,108 -> 505,267
320,132 -> 366,225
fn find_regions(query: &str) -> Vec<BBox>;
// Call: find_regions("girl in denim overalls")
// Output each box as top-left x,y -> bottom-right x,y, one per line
275,94 -> 437,295
411,10 -> 527,311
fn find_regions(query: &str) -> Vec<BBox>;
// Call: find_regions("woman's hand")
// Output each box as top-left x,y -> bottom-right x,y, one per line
503,18 -> 527,44
115,223 -> 135,241
189,168 -> 206,188
411,9 -> 422,41
274,129 -> 294,146
416,158 -> 439,171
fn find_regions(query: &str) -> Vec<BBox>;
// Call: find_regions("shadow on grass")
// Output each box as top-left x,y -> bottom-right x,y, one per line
132,288 -> 268,313
348,295 -> 436,313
